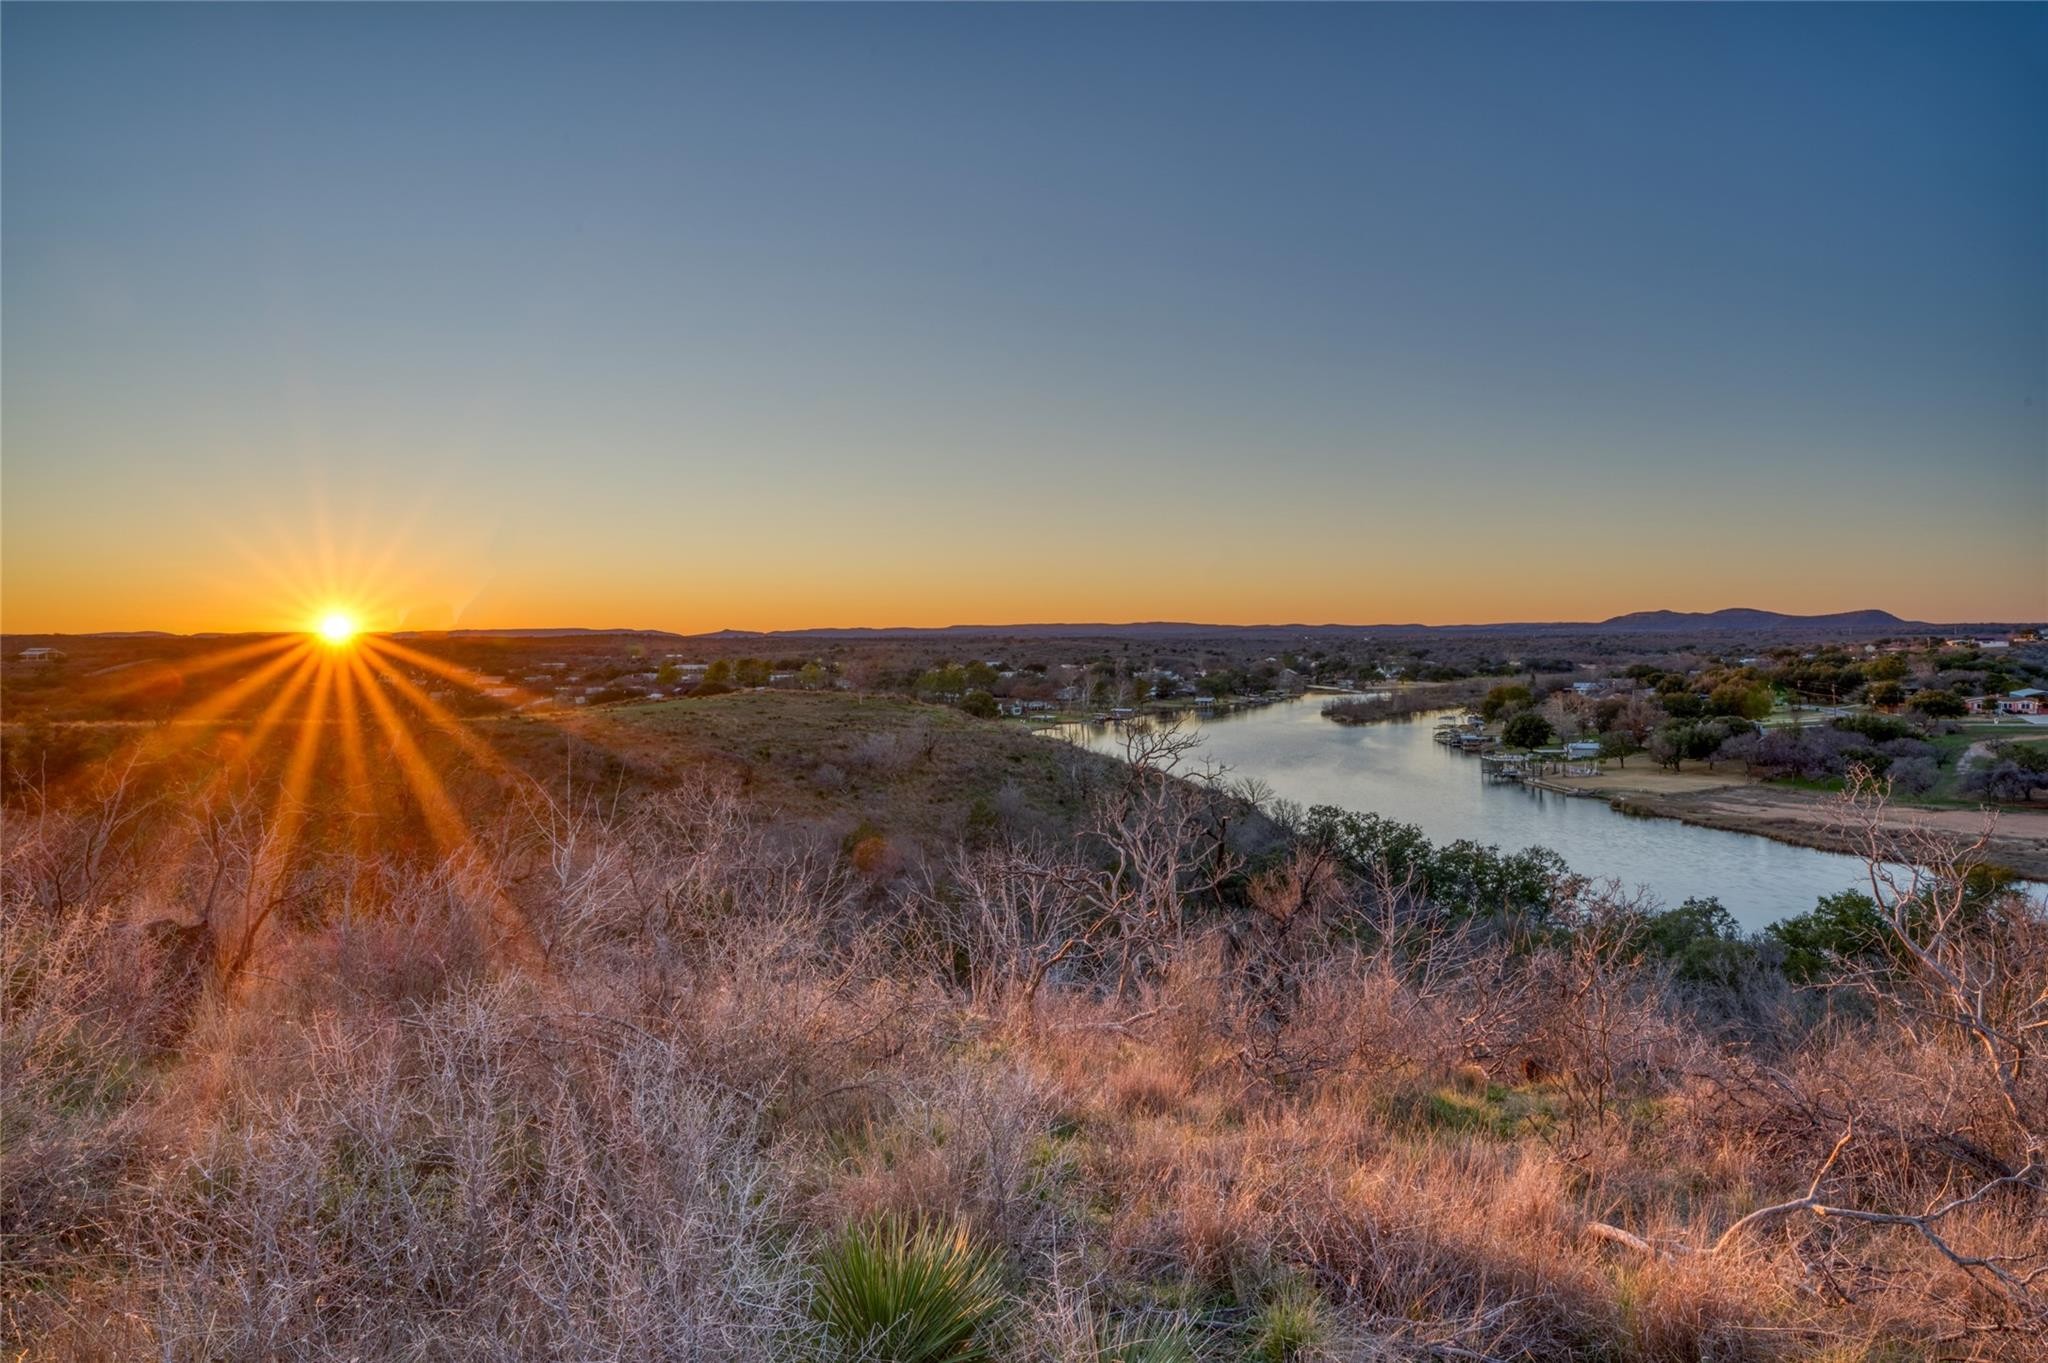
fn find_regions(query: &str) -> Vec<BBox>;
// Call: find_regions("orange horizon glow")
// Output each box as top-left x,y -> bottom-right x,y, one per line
2,485 -> 2040,637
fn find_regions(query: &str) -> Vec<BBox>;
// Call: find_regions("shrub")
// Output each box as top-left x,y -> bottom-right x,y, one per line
1885,753 -> 1937,795
811,1216 -> 1008,1363
1637,896 -> 1756,986
1831,713 -> 1916,743
1300,806 -> 1565,920
1767,890 -> 1887,983
1250,1280 -> 1325,1362
1961,742 -> 2048,803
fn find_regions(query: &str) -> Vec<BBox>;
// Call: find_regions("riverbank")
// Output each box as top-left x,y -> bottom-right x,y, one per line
1529,768 -> 2048,880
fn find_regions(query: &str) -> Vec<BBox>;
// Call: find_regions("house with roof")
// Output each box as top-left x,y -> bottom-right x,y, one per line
1996,688 -> 2047,716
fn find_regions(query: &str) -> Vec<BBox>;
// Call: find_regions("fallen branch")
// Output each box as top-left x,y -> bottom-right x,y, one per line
1582,1222 -> 1670,1258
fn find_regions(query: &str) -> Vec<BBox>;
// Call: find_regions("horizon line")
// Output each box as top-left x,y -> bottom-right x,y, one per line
5,607 -> 2043,641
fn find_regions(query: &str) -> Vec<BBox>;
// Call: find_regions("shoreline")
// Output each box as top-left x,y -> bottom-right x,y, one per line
1527,775 -> 2048,882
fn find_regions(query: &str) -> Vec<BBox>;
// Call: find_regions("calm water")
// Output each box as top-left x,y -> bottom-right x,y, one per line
1055,697 -> 1875,931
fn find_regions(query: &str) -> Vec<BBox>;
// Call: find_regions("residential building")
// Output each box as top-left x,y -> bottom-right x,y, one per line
1997,689 -> 2046,716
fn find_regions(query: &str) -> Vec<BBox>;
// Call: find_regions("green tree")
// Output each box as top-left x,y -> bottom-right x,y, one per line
1501,712 -> 1553,750
959,690 -> 999,719
1598,729 -> 1642,768
1648,721 -> 1725,770
1867,680 -> 1905,708
655,660 -> 681,688
1660,690 -> 1708,720
1708,682 -> 1773,721
798,662 -> 829,690
1767,890 -> 1887,983
1480,684 -> 1532,722
1908,689 -> 1966,719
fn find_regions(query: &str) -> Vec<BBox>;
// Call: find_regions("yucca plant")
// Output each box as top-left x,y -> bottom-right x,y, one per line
811,1215 -> 1008,1363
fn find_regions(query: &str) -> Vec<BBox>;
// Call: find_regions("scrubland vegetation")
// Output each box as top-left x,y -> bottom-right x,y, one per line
4,700 -> 2045,1363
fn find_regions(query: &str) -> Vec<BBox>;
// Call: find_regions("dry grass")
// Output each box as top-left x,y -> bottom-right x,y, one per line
4,754 -> 2044,1363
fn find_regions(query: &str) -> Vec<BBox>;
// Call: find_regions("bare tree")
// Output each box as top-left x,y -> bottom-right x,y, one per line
1709,772 -> 2047,1310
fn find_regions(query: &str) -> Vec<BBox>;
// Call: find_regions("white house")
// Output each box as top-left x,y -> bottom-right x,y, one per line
18,647 -> 65,663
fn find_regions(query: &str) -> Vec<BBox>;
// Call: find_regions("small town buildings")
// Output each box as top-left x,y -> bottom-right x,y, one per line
1564,740 -> 1603,760
1997,689 -> 2047,716
18,647 -> 65,663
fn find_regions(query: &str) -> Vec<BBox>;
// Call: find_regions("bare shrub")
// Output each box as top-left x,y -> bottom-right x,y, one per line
1698,774 -> 2048,1323
846,729 -> 933,778
129,980 -> 812,1361
0,906 -> 165,1334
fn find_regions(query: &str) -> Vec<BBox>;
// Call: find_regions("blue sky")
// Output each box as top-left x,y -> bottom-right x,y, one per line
4,3 -> 2043,630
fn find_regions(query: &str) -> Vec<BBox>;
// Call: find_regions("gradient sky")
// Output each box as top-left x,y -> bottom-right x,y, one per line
4,3 -> 2044,634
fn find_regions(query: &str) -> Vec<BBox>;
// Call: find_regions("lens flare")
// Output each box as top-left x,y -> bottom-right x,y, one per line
314,610 -> 359,646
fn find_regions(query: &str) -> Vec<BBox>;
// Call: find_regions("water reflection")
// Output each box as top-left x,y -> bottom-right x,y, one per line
1053,697 -> 1877,931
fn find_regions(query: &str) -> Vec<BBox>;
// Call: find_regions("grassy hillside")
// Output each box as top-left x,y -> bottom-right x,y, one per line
5,691 -> 2045,1361
526,691 -> 1116,847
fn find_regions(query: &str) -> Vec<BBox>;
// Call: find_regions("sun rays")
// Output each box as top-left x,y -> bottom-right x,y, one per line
101,611 -> 566,976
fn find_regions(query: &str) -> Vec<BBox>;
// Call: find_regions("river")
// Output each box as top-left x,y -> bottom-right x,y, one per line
1053,697 -> 1875,931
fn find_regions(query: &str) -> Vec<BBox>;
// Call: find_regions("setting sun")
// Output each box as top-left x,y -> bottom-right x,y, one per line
314,610 -> 359,646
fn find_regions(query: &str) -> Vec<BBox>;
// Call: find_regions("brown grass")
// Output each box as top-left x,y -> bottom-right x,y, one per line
4,743 -> 2044,1362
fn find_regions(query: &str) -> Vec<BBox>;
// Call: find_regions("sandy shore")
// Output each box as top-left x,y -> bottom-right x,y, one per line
1533,770 -> 2048,881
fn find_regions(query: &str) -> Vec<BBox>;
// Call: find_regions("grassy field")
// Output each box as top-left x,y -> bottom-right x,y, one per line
7,683 -> 2047,1360
1924,723 -> 2048,802
525,691 -> 1118,850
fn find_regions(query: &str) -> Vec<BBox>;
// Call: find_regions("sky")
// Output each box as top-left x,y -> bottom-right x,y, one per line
3,3 -> 2044,634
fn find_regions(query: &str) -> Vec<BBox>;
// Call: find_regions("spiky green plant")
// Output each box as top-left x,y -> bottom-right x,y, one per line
1086,1315 -> 1199,1363
1250,1280 -> 1324,1362
811,1215 -> 1008,1363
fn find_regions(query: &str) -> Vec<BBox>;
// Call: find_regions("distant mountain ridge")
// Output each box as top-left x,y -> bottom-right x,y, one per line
32,607 -> 2028,644
1592,608 -> 1911,634
697,608 -> 1942,639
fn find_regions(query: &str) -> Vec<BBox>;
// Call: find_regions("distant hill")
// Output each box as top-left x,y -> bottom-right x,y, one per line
1592,608 -> 1913,635
675,610 -> 1942,640
387,627 -> 685,639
